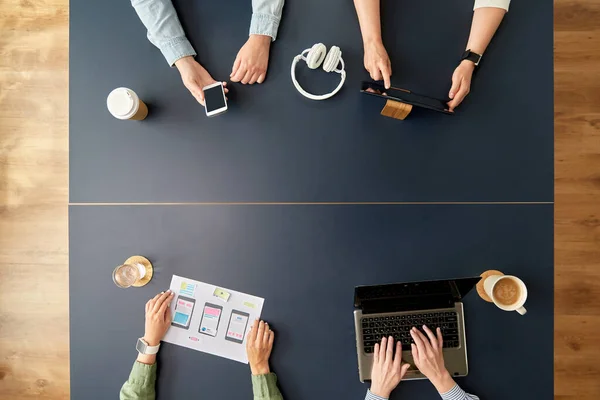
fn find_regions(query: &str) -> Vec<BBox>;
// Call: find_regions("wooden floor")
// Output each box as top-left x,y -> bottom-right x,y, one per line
0,0 -> 598,398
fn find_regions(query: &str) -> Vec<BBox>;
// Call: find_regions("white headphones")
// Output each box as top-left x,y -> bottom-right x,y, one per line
291,43 -> 346,101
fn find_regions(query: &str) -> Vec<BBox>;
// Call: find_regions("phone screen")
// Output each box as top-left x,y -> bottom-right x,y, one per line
225,310 -> 250,343
199,303 -> 222,336
204,84 -> 226,113
172,296 -> 195,329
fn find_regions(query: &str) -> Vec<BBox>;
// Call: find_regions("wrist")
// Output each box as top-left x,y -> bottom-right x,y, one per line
136,353 -> 157,365
174,56 -> 196,70
363,37 -> 383,47
143,336 -> 161,347
249,34 -> 272,45
250,363 -> 270,375
430,370 -> 455,394
459,59 -> 476,70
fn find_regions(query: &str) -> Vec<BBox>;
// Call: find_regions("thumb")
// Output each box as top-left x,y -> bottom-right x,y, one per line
195,88 -> 206,106
449,75 -> 461,99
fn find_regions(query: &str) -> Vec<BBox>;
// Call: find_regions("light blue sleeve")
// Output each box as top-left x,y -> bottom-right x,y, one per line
365,389 -> 389,400
130,0 -> 197,66
250,0 -> 285,40
439,384 -> 480,400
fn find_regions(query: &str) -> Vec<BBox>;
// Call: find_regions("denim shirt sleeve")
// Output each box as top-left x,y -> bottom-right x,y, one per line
250,0 -> 285,40
130,0 -> 197,66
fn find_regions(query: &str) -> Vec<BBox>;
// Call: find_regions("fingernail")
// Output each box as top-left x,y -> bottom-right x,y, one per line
423,325 -> 426,329
161,291 -> 164,294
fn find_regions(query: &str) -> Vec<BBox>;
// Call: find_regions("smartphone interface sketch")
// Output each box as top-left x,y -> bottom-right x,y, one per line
199,302 -> 223,337
171,296 -> 196,329
225,310 -> 250,344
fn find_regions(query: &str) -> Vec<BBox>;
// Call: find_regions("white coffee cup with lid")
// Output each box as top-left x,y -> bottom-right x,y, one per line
107,87 -> 148,120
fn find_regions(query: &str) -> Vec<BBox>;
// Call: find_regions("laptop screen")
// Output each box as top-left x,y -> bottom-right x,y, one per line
354,277 -> 480,313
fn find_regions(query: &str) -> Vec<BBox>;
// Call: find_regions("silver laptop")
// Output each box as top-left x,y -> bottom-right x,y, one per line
353,277 -> 480,382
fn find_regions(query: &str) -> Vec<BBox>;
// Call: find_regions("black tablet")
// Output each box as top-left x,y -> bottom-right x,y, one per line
360,81 -> 452,115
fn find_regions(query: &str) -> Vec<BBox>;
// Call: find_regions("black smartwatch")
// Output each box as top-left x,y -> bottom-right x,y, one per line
461,49 -> 482,66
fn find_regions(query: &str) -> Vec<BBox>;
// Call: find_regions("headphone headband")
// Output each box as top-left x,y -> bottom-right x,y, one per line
291,44 -> 346,101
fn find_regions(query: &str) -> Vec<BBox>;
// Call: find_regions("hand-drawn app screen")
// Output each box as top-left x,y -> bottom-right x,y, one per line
199,304 -> 222,337
172,297 -> 195,329
226,311 -> 249,343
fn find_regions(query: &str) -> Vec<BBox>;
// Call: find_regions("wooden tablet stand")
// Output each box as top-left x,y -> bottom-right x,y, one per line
380,99 -> 413,120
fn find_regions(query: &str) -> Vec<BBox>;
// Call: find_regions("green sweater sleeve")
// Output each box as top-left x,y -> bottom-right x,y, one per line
251,373 -> 284,400
119,361 -> 157,400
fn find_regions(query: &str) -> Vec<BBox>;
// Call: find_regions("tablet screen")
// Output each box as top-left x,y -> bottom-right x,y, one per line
361,82 -> 451,114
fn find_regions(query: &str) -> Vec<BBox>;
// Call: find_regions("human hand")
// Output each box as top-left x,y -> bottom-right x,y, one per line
143,290 -> 175,346
231,35 -> 271,84
363,40 -> 392,89
370,336 -> 411,398
410,326 -> 455,393
447,60 -> 475,112
246,320 -> 274,375
175,56 -> 229,105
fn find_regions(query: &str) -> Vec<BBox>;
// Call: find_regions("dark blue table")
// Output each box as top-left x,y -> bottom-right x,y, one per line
69,204 -> 553,400
69,0 -> 553,203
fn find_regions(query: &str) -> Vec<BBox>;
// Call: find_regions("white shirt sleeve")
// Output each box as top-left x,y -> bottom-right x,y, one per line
474,0 -> 510,11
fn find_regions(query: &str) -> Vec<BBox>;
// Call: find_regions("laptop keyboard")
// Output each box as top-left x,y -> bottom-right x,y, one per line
361,311 -> 460,354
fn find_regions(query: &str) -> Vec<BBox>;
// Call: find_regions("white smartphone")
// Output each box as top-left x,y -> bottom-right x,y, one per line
203,82 -> 227,117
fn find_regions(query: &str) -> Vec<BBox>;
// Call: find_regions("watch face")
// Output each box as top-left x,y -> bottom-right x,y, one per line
136,339 -> 148,354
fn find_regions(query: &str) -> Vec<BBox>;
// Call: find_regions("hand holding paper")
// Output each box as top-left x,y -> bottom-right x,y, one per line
247,320 -> 274,375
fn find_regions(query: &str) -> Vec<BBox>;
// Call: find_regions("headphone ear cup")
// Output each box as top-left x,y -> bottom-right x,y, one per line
322,46 -> 342,73
306,43 -> 327,69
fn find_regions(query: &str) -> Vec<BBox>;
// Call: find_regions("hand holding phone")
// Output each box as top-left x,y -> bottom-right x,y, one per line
203,82 -> 228,117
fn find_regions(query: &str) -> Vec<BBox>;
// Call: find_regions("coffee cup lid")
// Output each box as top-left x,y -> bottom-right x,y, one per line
107,88 -> 140,119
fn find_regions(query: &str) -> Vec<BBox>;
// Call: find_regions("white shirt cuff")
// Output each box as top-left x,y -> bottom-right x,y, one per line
474,0 -> 510,12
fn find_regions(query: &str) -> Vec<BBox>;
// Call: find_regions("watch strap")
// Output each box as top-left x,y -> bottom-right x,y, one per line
461,49 -> 482,66
137,338 -> 160,355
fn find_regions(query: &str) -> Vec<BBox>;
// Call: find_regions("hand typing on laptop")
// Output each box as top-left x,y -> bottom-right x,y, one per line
410,326 -> 457,393
368,336 -> 411,398
365,326 -> 480,400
